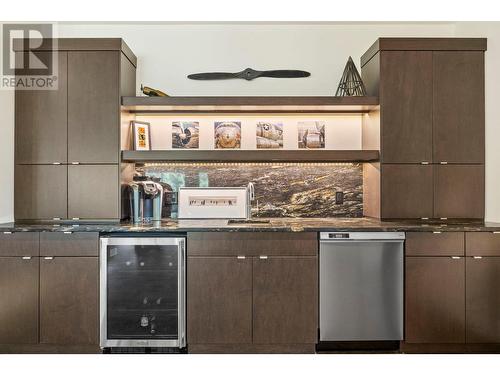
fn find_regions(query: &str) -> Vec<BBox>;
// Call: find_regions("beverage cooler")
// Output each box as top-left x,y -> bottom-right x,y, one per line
100,236 -> 186,349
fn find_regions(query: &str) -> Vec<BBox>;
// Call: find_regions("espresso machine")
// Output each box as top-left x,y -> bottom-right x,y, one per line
127,175 -> 164,223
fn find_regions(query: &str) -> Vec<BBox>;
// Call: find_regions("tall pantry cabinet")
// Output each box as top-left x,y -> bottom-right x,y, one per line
14,38 -> 136,221
361,38 -> 486,220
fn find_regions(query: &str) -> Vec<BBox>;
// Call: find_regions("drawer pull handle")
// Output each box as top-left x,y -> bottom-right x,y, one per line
71,162 -> 80,165
259,256 -> 268,260
63,231 -> 72,234
440,218 -> 448,220
53,218 -> 61,221
420,162 -> 430,165
473,256 -> 483,259
237,256 -> 246,260
451,256 -> 461,260
44,257 -> 54,260
493,232 -> 500,234
433,231 -> 442,234
421,217 -> 429,220
22,256 -> 32,260
52,162 -> 61,165
440,161 -> 448,165
3,231 -> 12,234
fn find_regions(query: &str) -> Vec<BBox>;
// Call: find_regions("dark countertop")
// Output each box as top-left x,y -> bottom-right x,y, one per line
1,218 -> 500,233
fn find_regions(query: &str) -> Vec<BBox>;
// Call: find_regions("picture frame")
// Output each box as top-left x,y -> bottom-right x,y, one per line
131,121 -> 152,151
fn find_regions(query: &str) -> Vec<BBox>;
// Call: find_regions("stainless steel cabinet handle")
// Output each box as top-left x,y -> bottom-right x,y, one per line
259,255 -> 268,260
43,257 -> 54,260
451,256 -> 461,260
433,231 -> 442,234
52,162 -> 62,165
440,161 -> 448,165
237,256 -> 246,260
473,256 -> 483,259
71,162 -> 80,165
22,256 -> 32,260
420,161 -> 430,165
63,231 -> 72,234
493,232 -> 500,234
2,231 -> 12,234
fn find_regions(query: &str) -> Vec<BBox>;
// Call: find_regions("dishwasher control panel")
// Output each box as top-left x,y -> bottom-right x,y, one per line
320,232 -> 405,240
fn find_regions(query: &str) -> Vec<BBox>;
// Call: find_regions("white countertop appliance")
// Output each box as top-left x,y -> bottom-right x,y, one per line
177,184 -> 255,219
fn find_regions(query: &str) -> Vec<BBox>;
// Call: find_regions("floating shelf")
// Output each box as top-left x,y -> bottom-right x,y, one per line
121,96 -> 379,114
122,150 -> 380,163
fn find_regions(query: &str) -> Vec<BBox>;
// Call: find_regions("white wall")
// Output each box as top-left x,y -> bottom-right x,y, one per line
455,22 -> 500,222
5,21 -> 490,223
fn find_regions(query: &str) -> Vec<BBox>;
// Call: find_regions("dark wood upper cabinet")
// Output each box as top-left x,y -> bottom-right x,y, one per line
15,164 -> 67,220
405,256 -> 465,344
381,164 -> 433,219
252,256 -> 317,344
434,165 -> 484,219
0,257 -> 39,344
187,256 -> 252,344
68,165 -> 119,219
68,51 -> 120,163
15,52 -> 68,164
380,51 -> 433,163
39,256 -> 99,345
433,51 -> 485,164
466,257 -> 500,343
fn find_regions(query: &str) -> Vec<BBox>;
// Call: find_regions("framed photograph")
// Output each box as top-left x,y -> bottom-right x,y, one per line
131,121 -> 151,151
298,121 -> 325,149
256,121 -> 283,149
172,121 -> 200,149
214,121 -> 241,149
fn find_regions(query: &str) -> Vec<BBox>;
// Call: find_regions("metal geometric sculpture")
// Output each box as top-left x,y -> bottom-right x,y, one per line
335,56 -> 367,96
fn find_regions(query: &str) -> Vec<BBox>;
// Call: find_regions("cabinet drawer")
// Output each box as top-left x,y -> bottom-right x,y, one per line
0,232 -> 39,256
187,232 -> 318,257
405,232 -> 464,256
40,232 -> 99,257
466,232 -> 500,256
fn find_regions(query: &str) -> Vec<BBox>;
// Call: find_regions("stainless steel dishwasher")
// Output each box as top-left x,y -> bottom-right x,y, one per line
319,232 -> 404,343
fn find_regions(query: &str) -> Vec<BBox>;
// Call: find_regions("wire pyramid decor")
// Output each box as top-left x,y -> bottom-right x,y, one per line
335,56 -> 367,96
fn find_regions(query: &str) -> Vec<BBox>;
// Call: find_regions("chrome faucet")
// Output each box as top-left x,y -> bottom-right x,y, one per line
247,182 -> 255,219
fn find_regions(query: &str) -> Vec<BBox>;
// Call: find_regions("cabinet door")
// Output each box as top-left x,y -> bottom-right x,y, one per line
15,51 -> 67,164
0,257 -> 38,344
40,257 -> 99,345
68,51 -> 120,163
381,164 -> 433,219
68,165 -> 119,219
380,51 -> 433,163
15,164 -> 67,220
434,165 -> 484,219
187,257 -> 252,344
253,256 -> 318,344
405,257 -> 465,343
433,51 -> 485,163
466,257 -> 500,343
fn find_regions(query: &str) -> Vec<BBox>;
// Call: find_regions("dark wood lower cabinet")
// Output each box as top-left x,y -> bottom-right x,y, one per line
466,257 -> 500,343
253,256 -> 317,344
0,257 -> 38,344
405,256 -> 465,344
39,257 -> 99,345
187,257 -> 253,344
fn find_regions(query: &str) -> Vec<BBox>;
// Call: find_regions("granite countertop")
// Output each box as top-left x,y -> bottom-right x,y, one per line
1,217 -> 500,233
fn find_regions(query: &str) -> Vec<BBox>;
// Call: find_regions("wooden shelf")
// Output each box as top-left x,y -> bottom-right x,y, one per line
121,96 -> 379,114
122,150 -> 380,163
